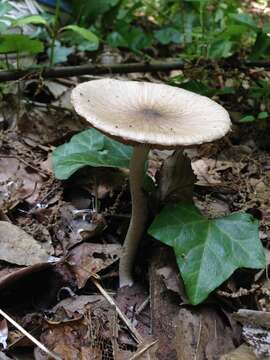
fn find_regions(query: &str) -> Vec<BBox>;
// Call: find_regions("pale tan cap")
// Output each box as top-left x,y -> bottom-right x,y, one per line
71,78 -> 231,148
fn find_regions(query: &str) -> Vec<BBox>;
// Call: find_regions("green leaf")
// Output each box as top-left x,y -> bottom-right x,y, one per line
61,25 -> 99,48
229,13 -> 258,31
258,111 -> 269,120
208,40 -> 233,59
12,15 -> 48,27
0,34 -> 44,54
106,31 -> 128,48
239,115 -> 256,123
0,2 -> 13,17
148,203 -> 265,305
154,27 -> 183,45
53,128 -> 133,180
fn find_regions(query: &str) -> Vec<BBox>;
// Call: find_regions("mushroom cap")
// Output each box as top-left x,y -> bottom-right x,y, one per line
71,78 -> 231,149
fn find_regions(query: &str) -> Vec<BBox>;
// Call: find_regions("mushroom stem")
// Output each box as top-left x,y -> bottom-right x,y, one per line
119,146 -> 150,287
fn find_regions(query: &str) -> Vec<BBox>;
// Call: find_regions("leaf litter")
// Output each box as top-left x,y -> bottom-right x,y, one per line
1,67 -> 270,360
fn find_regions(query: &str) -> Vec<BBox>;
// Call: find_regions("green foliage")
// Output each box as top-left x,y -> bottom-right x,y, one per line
12,15 -> 48,27
0,34 -> 44,54
52,128 -> 132,180
61,25 -> 99,49
239,112 -> 269,123
1,0 -> 268,63
148,203 -> 265,305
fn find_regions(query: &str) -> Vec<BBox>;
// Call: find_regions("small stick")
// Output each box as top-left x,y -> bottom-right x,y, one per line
0,309 -> 62,360
91,278 -> 143,343
127,340 -> 158,360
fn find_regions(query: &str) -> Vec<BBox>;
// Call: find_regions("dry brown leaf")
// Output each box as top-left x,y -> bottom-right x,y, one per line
220,344 -> 266,360
0,222 -> 50,266
53,295 -> 105,314
156,266 -> 187,302
38,298 -> 116,360
0,157 -> 42,207
0,262 -> 54,291
67,243 -> 121,288
173,307 -> 235,360
156,150 -> 196,204
192,158 -> 221,186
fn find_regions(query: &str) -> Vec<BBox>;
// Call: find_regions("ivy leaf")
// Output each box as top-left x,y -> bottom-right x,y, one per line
148,203 -> 265,305
239,115 -> 256,123
61,25 -> 99,49
229,13 -> 258,31
12,15 -> 48,27
0,34 -> 44,54
154,27 -> 183,45
52,128 -> 132,180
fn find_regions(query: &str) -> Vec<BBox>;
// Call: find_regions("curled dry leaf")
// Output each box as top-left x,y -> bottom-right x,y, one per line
156,150 -> 196,205
67,243 -> 121,288
0,157 -> 42,208
0,263 -> 55,291
0,222 -> 50,266
37,296 -> 117,360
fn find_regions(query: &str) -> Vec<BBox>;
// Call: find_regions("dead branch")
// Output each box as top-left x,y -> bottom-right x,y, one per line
0,59 -> 269,82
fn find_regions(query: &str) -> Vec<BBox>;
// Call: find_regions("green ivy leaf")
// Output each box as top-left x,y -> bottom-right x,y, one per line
208,40 -> 233,59
0,34 -> 44,54
61,25 -> 99,48
239,115 -> 256,123
148,203 -> 265,305
258,111 -> 269,120
53,128 -> 132,180
12,15 -> 48,27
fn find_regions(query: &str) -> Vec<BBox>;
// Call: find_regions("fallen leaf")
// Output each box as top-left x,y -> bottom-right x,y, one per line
38,297 -> 116,360
173,307 -> 235,360
220,344 -> 263,360
156,150 -> 196,204
0,222 -> 50,266
192,158 -> 221,185
67,243 -> 121,288
0,157 -> 42,207
0,263 -> 55,291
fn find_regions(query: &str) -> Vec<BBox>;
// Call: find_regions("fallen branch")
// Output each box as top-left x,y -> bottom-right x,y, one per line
0,61 -> 185,82
0,59 -> 269,82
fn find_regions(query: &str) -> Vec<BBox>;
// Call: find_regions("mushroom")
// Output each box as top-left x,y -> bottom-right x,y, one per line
71,78 -> 231,287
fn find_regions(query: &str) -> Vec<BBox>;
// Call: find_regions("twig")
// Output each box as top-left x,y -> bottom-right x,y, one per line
0,308 -> 62,360
0,59 -> 270,82
91,278 -> 143,344
127,340 -> 158,360
0,61 -> 184,82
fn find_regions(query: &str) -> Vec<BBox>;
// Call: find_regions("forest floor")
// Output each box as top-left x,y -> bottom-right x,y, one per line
0,54 -> 270,360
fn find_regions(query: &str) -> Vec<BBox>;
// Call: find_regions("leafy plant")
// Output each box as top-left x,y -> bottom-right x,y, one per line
53,128 -> 266,304
7,11 -> 99,65
148,203 -> 265,305
52,128 -> 132,179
